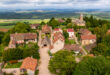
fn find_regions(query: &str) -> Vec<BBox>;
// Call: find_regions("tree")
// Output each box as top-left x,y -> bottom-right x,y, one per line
23,43 -> 40,59
0,32 -> 4,44
2,22 -> 32,46
66,18 -> 72,24
48,50 -> 76,75
11,22 -> 31,33
63,31 -> 69,39
2,32 -> 10,46
48,17 -> 59,29
74,56 -> 110,75
40,21 -> 46,25
91,43 -> 108,55
67,23 -> 73,28
3,48 -> 23,61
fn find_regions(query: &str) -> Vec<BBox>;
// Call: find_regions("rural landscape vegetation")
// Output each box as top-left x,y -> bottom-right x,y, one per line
0,0 -> 110,75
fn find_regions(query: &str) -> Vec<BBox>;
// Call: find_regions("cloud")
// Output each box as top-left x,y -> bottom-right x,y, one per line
0,0 -> 109,9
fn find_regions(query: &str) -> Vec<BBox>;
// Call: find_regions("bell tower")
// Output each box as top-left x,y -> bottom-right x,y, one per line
80,13 -> 84,21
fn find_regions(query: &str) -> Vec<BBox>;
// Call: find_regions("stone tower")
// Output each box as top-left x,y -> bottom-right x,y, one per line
80,13 -> 84,21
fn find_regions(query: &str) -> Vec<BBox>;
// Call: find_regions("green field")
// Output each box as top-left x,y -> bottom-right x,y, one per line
0,19 -> 50,29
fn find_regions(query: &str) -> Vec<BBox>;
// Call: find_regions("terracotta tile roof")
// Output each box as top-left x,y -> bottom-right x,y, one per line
79,29 -> 92,35
10,33 -> 37,41
54,28 -> 60,31
64,44 -> 81,51
42,25 -> 51,33
53,32 -> 64,43
107,30 -> 110,34
67,28 -> 74,32
20,57 -> 37,71
58,19 -> 65,23
81,35 -> 96,40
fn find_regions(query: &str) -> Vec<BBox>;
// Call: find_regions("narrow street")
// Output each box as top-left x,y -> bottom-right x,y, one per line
74,33 -> 87,55
38,46 -> 52,75
38,30 -> 52,75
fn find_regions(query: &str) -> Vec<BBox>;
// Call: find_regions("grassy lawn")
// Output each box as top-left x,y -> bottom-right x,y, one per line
65,39 -> 76,44
5,62 -> 22,68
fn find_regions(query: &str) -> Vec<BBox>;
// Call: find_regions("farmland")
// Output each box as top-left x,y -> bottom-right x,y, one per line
0,19 -> 49,29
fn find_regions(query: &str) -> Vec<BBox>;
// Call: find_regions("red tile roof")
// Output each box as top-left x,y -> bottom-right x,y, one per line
54,28 -> 60,31
79,29 -> 91,35
42,25 -> 51,33
64,44 -> 81,51
20,57 -> 37,71
58,19 -> 65,23
53,32 -> 64,43
81,35 -> 96,40
107,30 -> 110,34
67,29 -> 74,32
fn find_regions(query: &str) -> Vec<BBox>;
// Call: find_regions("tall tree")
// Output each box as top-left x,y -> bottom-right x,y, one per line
49,50 -> 76,75
74,56 -> 110,75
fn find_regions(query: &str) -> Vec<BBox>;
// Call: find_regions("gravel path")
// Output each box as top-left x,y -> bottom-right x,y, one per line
38,47 -> 52,75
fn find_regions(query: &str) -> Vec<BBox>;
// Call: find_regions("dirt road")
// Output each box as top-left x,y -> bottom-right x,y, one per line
38,47 -> 52,75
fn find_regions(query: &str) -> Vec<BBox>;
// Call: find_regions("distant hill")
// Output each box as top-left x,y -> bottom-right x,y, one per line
0,9 -> 110,20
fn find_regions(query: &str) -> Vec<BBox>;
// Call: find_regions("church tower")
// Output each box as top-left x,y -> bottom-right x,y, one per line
80,13 -> 84,21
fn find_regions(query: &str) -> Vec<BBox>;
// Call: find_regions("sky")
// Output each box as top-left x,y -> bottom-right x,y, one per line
0,0 -> 110,9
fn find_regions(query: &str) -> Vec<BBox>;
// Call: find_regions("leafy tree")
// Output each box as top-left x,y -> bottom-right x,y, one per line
2,43 -> 39,61
91,43 -> 108,55
66,18 -> 72,24
48,50 -> 76,75
91,34 -> 110,56
10,22 -> 31,33
3,48 -> 23,61
67,23 -> 73,28
48,17 -> 59,29
22,43 -> 40,59
40,21 -> 46,25
63,31 -> 69,39
2,22 -> 32,46
74,56 -> 110,75
2,32 -> 10,46
0,32 -> 4,44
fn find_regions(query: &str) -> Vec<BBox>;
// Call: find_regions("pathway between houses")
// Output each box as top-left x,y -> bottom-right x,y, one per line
38,46 -> 52,75
74,33 -> 87,55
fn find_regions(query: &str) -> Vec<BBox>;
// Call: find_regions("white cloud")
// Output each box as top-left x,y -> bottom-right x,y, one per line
0,0 -> 109,9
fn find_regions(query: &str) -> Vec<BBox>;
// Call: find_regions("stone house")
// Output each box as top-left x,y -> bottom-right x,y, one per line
81,35 -> 96,46
9,33 -> 37,48
40,25 -> 52,47
30,24 -> 40,29
50,32 -> 65,53
20,57 -> 37,75
67,28 -> 75,39
41,37 -> 51,47
63,44 -> 81,54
